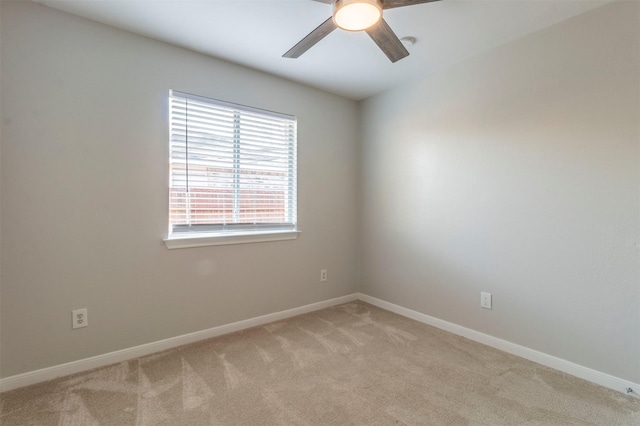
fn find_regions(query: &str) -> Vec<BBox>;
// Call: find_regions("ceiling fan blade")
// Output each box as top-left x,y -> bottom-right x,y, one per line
283,17 -> 337,59
366,18 -> 409,63
311,0 -> 333,3
382,0 -> 442,9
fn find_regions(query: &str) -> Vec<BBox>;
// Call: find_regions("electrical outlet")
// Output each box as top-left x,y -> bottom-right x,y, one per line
72,308 -> 88,329
320,269 -> 327,282
480,292 -> 492,310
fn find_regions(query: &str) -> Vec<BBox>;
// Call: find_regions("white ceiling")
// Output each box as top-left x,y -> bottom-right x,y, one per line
33,0 -> 613,100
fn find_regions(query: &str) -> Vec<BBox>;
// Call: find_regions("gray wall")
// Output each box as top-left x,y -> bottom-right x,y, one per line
360,0 -> 639,383
0,1 -> 359,377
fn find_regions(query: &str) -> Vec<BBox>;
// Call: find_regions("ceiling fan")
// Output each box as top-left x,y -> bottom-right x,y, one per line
283,0 -> 442,63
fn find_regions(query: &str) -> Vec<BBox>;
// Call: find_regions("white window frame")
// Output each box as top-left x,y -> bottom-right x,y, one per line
164,90 -> 299,249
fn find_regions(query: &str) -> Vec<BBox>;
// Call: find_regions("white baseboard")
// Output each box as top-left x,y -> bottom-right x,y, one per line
357,293 -> 639,399
0,293 -> 359,393
3,292 -> 638,400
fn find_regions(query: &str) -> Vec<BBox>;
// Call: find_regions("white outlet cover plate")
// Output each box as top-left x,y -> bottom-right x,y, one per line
481,292 -> 492,310
72,308 -> 88,329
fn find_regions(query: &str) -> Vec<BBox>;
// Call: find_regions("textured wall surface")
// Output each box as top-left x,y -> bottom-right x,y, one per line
360,1 -> 640,383
1,1 -> 359,377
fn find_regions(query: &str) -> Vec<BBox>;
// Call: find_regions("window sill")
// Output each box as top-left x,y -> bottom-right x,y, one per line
164,230 -> 300,249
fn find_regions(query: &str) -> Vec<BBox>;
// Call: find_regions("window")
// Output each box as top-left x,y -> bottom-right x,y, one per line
165,90 -> 298,249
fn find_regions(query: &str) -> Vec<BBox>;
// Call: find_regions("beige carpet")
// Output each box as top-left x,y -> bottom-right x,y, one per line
1,301 -> 638,425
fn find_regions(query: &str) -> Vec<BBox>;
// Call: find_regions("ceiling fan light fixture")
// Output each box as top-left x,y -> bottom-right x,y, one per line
333,0 -> 383,32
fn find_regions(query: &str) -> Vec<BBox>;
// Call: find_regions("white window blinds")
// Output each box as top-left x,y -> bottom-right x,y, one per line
169,90 -> 297,236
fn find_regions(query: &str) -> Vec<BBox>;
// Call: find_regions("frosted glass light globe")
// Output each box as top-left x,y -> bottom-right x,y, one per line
333,0 -> 382,32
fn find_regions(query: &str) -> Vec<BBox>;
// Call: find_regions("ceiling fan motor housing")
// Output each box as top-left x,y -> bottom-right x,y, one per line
332,0 -> 383,31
